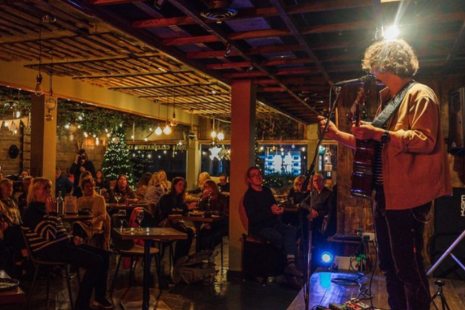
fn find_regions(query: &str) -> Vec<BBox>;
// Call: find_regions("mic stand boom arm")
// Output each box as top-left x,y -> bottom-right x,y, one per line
302,86 -> 342,310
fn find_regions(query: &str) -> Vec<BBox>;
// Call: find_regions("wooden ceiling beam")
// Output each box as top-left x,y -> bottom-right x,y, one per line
109,82 -> 217,90
128,0 -> 371,29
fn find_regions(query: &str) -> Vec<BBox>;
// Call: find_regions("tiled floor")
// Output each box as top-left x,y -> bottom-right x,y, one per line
3,238 -> 301,310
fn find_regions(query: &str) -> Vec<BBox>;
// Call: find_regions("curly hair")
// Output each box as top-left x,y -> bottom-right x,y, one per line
361,39 -> 419,78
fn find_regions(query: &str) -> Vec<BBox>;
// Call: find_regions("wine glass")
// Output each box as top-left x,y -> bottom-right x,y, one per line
114,192 -> 121,205
118,209 -> 127,230
136,210 -> 145,231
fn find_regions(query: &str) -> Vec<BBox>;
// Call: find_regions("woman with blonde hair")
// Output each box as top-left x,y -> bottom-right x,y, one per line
187,172 -> 211,196
22,178 -> 113,310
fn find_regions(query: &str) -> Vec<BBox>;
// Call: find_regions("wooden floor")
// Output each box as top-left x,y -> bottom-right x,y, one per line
288,269 -> 465,310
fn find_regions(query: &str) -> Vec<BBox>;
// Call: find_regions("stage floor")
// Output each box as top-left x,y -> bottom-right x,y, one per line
288,269 -> 465,310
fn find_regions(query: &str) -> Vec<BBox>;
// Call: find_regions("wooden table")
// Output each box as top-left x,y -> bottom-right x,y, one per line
0,270 -> 25,305
60,214 -> 93,222
168,213 -> 226,252
113,227 -> 186,310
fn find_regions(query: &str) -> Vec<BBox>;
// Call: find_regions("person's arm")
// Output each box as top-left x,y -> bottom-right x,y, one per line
70,161 -> 79,174
318,115 -> 356,149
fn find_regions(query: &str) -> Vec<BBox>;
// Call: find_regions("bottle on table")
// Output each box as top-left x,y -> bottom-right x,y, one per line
56,191 -> 64,215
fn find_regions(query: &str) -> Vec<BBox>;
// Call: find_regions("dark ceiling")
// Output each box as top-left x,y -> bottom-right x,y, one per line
1,0 -> 464,124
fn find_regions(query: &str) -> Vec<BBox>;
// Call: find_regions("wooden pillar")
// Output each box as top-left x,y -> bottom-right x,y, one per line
229,80 -> 256,274
30,95 -> 57,185
186,139 -> 200,190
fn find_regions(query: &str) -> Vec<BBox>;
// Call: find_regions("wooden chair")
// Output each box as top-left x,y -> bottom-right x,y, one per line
21,229 -> 76,309
109,214 -> 160,296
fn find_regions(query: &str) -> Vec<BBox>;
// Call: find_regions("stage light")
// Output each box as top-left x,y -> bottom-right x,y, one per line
383,25 -> 400,41
321,252 -> 334,264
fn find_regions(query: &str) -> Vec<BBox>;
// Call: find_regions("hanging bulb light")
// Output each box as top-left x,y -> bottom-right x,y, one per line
44,48 -> 57,121
170,80 -> 178,127
210,118 -> 217,139
163,121 -> 172,135
155,125 -> 163,135
217,131 -> 224,141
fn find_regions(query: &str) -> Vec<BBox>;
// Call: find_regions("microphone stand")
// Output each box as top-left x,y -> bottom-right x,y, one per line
302,86 -> 342,310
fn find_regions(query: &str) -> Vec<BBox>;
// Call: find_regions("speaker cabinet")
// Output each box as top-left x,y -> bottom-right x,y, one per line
448,87 -> 465,155
430,188 -> 465,279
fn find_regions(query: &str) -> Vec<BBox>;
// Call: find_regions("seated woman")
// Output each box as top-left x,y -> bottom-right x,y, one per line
143,172 -> 165,216
72,171 -> 93,199
135,172 -> 152,201
22,178 -> 112,310
283,175 -> 309,226
94,169 -> 109,198
187,172 -> 211,197
158,177 -> 195,263
198,180 -> 229,251
157,170 -> 171,192
73,178 -> 110,250
109,174 -> 137,204
0,178 -> 26,277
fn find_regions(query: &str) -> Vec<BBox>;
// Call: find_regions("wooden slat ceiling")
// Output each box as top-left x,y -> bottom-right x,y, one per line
1,0 -> 465,124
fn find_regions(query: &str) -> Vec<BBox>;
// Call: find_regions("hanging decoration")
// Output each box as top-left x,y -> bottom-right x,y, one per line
45,48 -> 57,121
170,79 -> 178,127
34,20 -> 44,96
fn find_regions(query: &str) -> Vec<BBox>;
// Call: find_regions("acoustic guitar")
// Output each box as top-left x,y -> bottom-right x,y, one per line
350,79 -> 376,200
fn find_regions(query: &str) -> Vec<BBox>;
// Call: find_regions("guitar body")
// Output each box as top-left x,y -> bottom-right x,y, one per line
351,139 -> 376,199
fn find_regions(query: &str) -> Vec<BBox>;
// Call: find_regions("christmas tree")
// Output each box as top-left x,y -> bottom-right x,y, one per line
102,126 -> 135,186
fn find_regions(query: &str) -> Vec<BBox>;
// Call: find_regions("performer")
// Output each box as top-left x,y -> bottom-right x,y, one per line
319,39 -> 451,310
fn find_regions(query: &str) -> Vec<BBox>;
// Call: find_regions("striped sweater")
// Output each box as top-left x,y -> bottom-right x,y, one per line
22,201 -> 70,252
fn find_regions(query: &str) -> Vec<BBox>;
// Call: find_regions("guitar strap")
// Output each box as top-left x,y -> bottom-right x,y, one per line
371,81 -> 416,128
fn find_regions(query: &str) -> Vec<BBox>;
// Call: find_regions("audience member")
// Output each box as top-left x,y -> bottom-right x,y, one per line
70,149 -> 96,187
56,167 -> 73,198
18,176 -> 34,214
94,169 -> 109,196
135,172 -> 152,201
109,174 -> 137,204
187,172 -> 211,196
158,177 -> 195,262
217,173 -> 230,193
22,178 -> 112,310
20,170 -> 29,179
0,178 -> 25,277
198,180 -> 229,251
73,178 -> 110,250
66,168 -> 75,184
157,170 -> 171,192
144,172 -> 166,215
243,167 -> 303,280
72,171 -> 93,199
300,173 -> 333,271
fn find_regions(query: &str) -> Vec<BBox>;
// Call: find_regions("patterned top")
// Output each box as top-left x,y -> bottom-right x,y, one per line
21,201 -> 70,252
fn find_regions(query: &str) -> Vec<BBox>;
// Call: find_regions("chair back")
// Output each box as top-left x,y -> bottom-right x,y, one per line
110,214 -> 133,251
20,227 -> 43,265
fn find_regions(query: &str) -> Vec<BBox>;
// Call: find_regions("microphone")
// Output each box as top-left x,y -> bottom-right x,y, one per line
334,75 -> 375,87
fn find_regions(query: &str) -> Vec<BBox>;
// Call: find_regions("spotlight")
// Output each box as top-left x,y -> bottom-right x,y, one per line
224,44 -> 232,57
320,252 -> 334,265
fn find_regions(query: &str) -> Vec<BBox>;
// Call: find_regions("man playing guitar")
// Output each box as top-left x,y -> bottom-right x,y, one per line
319,39 -> 452,310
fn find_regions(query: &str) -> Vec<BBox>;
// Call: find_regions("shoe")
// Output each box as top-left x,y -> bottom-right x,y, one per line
93,298 -> 114,310
284,264 -> 303,278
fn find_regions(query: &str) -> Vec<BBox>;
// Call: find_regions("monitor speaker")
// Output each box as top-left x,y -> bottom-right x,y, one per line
448,87 -> 465,155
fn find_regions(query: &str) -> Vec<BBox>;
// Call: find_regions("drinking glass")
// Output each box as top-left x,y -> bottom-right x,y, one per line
118,209 -> 127,230
114,192 -> 121,205
136,210 -> 144,231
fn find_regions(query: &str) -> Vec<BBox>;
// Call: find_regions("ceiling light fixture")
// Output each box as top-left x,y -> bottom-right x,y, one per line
223,43 -> 232,58
201,0 -> 238,21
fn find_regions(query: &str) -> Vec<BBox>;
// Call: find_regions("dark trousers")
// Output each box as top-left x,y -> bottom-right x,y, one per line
374,186 -> 431,310
258,222 -> 297,257
199,222 -> 228,251
171,223 -> 194,262
37,243 -> 109,308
